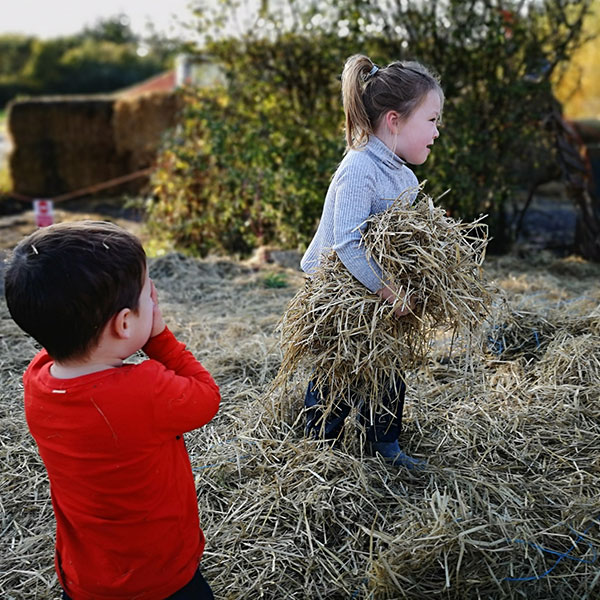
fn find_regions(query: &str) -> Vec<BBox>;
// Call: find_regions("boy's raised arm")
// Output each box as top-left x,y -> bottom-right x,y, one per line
143,326 -> 221,434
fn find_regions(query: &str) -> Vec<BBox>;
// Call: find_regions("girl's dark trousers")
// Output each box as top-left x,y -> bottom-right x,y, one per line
304,376 -> 406,443
62,568 -> 214,600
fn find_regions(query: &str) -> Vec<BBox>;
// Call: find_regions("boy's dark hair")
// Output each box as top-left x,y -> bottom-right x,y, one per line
5,220 -> 147,362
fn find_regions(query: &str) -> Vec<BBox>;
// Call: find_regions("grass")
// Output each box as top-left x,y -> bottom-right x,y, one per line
262,272 -> 288,288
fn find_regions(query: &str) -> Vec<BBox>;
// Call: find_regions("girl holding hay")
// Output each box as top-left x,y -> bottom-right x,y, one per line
299,54 -> 443,469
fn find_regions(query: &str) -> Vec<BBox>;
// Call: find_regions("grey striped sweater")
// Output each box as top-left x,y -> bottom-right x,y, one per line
301,135 -> 418,292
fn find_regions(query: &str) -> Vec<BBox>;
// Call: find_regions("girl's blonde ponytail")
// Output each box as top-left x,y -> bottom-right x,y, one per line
341,54 -> 377,150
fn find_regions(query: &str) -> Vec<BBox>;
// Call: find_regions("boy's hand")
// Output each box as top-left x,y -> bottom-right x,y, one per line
150,280 -> 166,337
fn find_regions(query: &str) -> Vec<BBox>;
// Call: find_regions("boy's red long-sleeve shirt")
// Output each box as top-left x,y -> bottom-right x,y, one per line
23,327 -> 220,600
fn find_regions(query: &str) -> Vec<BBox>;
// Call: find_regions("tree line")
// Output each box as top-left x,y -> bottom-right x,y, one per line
0,16 -> 181,107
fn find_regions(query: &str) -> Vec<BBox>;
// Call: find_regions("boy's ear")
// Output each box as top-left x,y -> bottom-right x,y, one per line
111,307 -> 132,339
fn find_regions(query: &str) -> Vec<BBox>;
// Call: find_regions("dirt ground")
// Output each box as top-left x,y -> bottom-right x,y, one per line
0,197 -> 149,294
0,196 -> 146,250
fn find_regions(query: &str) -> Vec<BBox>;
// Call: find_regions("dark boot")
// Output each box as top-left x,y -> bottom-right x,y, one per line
365,376 -> 426,469
369,440 -> 427,470
363,376 -> 406,443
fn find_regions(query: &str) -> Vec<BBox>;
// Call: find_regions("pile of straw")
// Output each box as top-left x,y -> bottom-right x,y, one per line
276,191 -> 494,405
486,309 -> 558,360
3,246 -> 600,600
534,330 -> 600,391
486,304 -> 600,362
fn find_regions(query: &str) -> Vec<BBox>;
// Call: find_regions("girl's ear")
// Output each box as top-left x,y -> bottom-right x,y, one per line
112,307 -> 132,339
384,110 -> 402,134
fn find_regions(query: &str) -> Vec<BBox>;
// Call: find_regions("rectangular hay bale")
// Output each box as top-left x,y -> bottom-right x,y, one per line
7,91 -> 180,198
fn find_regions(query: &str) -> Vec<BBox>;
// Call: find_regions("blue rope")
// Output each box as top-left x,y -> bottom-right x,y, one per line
350,577 -> 369,598
505,519 -> 598,582
487,325 -> 505,355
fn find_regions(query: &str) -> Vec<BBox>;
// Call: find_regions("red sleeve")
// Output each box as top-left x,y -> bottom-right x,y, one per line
142,327 -> 220,436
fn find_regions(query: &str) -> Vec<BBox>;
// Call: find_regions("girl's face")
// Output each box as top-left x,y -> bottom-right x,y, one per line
393,90 -> 442,165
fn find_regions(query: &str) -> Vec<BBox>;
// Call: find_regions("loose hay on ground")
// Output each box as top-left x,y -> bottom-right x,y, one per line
1,250 -> 600,600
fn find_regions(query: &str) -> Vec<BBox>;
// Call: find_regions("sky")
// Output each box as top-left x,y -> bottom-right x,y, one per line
0,0 -> 196,39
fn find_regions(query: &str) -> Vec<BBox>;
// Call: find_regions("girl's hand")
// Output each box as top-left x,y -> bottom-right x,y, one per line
377,285 -> 415,318
150,279 -> 166,337
392,295 -> 416,318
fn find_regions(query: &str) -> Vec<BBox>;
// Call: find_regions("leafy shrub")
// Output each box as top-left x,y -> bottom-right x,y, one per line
148,33 -> 348,255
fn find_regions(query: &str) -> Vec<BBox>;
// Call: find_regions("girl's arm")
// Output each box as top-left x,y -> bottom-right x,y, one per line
333,160 -> 413,317
332,161 -> 386,292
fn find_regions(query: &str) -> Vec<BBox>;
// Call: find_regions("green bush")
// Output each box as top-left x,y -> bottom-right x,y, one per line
57,39 -> 164,94
148,0 -> 592,256
148,33 -> 349,255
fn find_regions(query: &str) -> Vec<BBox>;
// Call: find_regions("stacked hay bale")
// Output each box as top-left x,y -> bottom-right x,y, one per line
8,91 -> 180,198
8,96 -> 118,197
113,91 -> 182,172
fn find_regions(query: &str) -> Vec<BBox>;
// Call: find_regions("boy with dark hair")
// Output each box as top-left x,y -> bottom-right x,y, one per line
4,221 -> 220,600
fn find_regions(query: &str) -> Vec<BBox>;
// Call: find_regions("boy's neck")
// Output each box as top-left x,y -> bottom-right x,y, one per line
48,314 -> 139,379
50,358 -> 123,379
